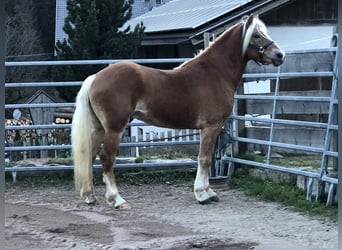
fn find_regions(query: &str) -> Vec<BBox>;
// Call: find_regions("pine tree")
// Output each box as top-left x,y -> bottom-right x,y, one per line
5,0 -> 48,109
54,0 -> 144,100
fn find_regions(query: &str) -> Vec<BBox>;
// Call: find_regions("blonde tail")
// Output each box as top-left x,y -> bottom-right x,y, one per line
72,74 -> 96,196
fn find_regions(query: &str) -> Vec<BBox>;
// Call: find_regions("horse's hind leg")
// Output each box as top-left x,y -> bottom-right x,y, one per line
194,126 -> 221,204
83,126 -> 104,204
100,129 -> 128,209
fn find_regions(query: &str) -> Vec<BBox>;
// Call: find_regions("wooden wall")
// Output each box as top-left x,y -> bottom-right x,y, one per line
262,0 -> 338,25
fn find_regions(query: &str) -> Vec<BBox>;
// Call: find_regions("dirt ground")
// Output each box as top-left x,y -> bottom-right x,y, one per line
5,181 -> 337,250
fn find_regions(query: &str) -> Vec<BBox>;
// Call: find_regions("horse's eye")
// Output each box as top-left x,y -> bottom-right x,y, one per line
254,34 -> 261,39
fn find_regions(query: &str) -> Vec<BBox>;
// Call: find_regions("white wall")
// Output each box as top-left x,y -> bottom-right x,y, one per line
268,26 -> 335,51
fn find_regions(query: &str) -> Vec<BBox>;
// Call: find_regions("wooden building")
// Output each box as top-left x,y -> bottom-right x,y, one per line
124,0 -> 337,61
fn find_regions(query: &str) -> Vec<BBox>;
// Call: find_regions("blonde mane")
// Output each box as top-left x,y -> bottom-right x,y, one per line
176,16 -> 260,69
174,49 -> 204,69
242,17 -> 257,55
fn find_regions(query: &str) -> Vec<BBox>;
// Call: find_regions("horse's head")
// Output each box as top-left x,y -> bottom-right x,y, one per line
242,15 -> 285,66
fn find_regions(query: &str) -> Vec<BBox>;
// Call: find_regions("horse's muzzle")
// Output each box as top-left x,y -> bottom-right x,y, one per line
271,50 -> 285,66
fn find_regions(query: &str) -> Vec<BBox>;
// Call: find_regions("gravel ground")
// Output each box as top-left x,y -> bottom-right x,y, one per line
5,181 -> 338,250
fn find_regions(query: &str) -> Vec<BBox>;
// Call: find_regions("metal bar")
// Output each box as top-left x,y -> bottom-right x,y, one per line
5,160 -> 198,172
223,157 -> 321,178
4,73 -> 333,88
5,58 -> 189,67
5,81 -> 83,88
321,175 -> 338,184
5,124 -> 71,130
8,96 -> 334,108
5,49 -> 337,68
5,49 -> 338,68
5,145 -> 71,151
128,122 -> 151,127
5,122 -> 162,130
5,122 -> 197,132
234,95 -> 334,102
119,140 -> 200,147
306,178 -> 314,200
5,139 -> 200,152
230,115 -> 338,130
4,122 -> 198,131
326,184 -> 336,206
319,50 -> 338,176
5,103 -> 74,109
315,48 -> 338,201
266,66 -> 281,164
6,165 -> 74,172
243,71 -> 333,79
324,151 -> 339,158
5,133 -> 338,157
233,136 -> 338,157
279,47 -> 337,54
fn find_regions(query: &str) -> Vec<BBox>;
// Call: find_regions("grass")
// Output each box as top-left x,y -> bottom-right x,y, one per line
135,152 -> 196,163
5,168 -> 196,187
113,169 -> 196,185
238,152 -> 325,169
228,168 -> 338,222
47,157 -> 73,165
5,171 -> 74,187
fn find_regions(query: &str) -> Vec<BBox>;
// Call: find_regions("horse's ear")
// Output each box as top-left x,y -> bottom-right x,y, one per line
244,14 -> 254,30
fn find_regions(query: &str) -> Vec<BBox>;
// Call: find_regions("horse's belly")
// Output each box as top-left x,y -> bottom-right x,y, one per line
132,101 -> 199,129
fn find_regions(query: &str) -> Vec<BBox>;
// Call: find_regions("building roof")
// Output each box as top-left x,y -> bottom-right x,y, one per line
124,0 -> 253,33
124,0 -> 291,46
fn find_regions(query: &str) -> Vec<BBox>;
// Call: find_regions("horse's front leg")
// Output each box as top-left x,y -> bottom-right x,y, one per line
102,168 -> 128,209
100,130 -> 129,209
194,126 -> 221,204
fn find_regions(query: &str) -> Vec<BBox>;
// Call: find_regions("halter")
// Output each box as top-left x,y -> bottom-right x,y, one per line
248,40 -> 274,65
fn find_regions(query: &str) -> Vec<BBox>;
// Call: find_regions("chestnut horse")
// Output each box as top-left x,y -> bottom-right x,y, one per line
72,15 -> 285,208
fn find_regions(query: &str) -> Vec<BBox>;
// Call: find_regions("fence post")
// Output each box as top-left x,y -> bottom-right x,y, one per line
167,130 -> 172,141
40,135 -> 48,158
236,83 -> 247,154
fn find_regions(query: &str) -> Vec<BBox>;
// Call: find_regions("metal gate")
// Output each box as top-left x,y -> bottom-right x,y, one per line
217,45 -> 338,206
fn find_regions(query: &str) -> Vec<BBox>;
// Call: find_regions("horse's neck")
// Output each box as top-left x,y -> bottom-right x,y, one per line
198,24 -> 247,88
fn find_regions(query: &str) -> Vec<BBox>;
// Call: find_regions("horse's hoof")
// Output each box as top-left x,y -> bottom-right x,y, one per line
198,198 -> 212,205
115,202 -> 130,209
195,190 -> 211,204
84,194 -> 97,205
207,188 -> 219,202
210,196 -> 220,202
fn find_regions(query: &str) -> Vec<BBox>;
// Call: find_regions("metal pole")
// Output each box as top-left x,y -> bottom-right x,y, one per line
0,0 -> 5,244
337,1 -> 342,248
266,66 -> 281,164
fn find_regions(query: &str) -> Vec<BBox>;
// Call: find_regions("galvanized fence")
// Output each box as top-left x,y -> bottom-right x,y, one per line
4,58 -> 199,183
4,48 -> 338,205
221,47 -> 338,206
